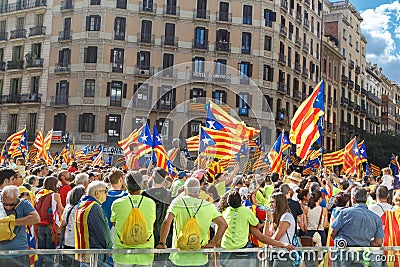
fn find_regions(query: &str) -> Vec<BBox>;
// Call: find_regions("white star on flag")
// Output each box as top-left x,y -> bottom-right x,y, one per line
140,134 -> 148,142
20,135 -> 25,142
207,120 -> 216,129
201,137 -> 211,145
360,148 -> 365,155
157,135 -> 162,143
353,148 -> 359,154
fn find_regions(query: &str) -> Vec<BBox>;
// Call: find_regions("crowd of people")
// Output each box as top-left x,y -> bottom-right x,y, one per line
0,157 -> 399,267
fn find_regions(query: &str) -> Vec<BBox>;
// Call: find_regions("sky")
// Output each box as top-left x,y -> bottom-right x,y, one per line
349,0 -> 400,83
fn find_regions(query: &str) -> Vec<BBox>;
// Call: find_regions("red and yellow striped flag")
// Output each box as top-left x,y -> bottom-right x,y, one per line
382,209 -> 400,266
322,149 -> 344,166
342,137 -> 361,177
7,128 -> 26,156
33,129 -> 48,162
201,127 -> 242,159
118,125 -> 144,157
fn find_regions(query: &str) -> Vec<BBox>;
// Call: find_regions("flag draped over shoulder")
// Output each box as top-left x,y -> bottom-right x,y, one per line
290,80 -> 325,159
342,137 -> 360,176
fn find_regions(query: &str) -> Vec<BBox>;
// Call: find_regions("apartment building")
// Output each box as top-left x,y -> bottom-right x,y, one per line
321,35 -> 342,152
380,73 -> 396,134
364,62 -> 382,135
0,0 -> 51,141
394,82 -> 400,135
42,0 -> 323,151
323,0 -> 367,147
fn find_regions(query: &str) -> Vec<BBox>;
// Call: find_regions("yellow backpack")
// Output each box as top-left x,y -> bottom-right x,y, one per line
176,199 -> 203,250
0,200 -> 22,242
119,196 -> 149,246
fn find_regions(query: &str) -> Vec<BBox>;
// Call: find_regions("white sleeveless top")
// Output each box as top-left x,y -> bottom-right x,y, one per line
307,206 -> 324,231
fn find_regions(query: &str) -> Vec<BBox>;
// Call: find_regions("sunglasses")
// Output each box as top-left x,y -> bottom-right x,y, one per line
2,202 -> 18,207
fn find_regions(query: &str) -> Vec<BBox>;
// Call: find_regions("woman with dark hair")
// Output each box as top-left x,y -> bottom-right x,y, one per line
297,188 -> 309,236
331,192 -> 351,221
264,192 -> 298,267
304,190 -> 328,246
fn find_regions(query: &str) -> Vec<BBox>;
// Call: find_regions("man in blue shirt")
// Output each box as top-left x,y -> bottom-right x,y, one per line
331,186 -> 384,266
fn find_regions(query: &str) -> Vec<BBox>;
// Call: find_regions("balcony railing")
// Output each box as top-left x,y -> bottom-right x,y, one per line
29,26 -> 46,36
302,67 -> 308,78
10,29 -> 26,39
0,31 -> 7,41
348,60 -> 354,69
328,97 -> 332,105
355,65 -> 360,74
0,0 -> 46,13
60,0 -> 73,10
0,61 -> 5,71
161,35 -> 178,46
50,95 -> 69,106
137,33 -> 155,44
361,88 -> 367,96
303,18 -> 310,29
213,73 -> 231,83
355,84 -> 361,93
215,41 -> 231,52
295,36 -> 302,46
304,0 -> 310,6
281,0 -> 288,12
134,66 -> 154,76
193,40 -> 209,50
348,101 -> 354,109
7,60 -> 24,70
280,25 -> 287,37
293,90 -> 301,100
216,11 -> 232,22
279,53 -> 286,65
157,67 -> 177,79
20,93 -> 42,103
348,80 -> 354,88
193,8 -> 210,19
294,63 -> 301,73
241,47 -> 251,54
341,96 -> 349,105
1,94 -> 20,103
296,12 -> 302,22
58,30 -> 72,41
341,75 -> 347,84
278,82 -> 285,93
54,62 -> 70,73
303,42 -> 309,53
139,2 -> 156,13
163,5 -> 179,16
26,58 -> 44,68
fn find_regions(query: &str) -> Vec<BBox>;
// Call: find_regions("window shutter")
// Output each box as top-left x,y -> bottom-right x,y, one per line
248,95 -> 253,108
96,16 -> 101,31
270,12 -> 276,22
58,50 -> 63,63
66,82 -> 70,95
94,47 -> 98,63
205,29 -> 208,42
91,115 -> 95,133
105,115 -> 109,133
86,16 -> 90,31
84,48 -> 88,63
249,64 -> 253,77
120,49 -> 124,66
123,83 -> 127,98
55,82 -> 60,95
236,94 -> 240,107
137,52 -> 140,66
106,82 -> 111,96
110,49 -> 114,63
79,114 -> 83,132
227,31 -> 230,42
133,84 -> 138,95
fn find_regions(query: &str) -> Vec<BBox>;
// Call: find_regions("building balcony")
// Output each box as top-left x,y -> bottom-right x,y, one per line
54,62 -> 70,73
304,0 -> 310,6
60,0 -> 73,11
302,42 -> 309,53
355,104 -> 361,112
161,35 -> 178,46
303,18 -> 310,29
296,12 -> 302,23
341,75 -> 347,84
241,47 -> 251,54
192,71 -> 208,81
293,90 -> 301,100
7,60 -> 24,70
139,2 -> 156,13
212,73 -> 231,83
50,95 -> 69,106
302,67 -> 308,78
333,99 -> 338,107
341,96 -> 349,105
216,11 -> 232,22
58,30 -> 72,41
340,121 -> 348,131
281,0 -> 288,12
137,33 -> 155,44
0,61 -> 5,71
280,25 -> 287,37
348,60 -> 354,69
278,82 -> 285,93
295,36 -> 302,47
328,97 -> 332,105
29,26 -> 46,36
10,29 -> 26,39
20,93 -> 42,103
355,65 -> 360,74
240,76 -> 250,85
302,93 -> 307,101
215,41 -> 231,52
193,8 -> 210,20
134,65 -> 154,76
361,88 -> 367,96
163,4 -> 179,16
355,84 -> 361,93
294,63 -> 301,73
348,101 -> 354,109
348,80 -> 354,88
0,94 -> 20,103
157,67 -> 178,79
276,112 -> 288,123
0,31 -> 7,41
0,0 -> 46,13
361,107 -> 367,115
26,58 -> 44,68
193,40 -> 209,50
279,53 -> 286,65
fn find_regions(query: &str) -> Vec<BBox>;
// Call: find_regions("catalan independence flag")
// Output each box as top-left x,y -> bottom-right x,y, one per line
342,137 -> 361,177
201,127 -> 242,159
322,149 -> 344,166
7,128 -> 26,156
268,131 -> 290,176
382,209 -> 400,266
290,80 -> 325,159
118,125 -> 144,157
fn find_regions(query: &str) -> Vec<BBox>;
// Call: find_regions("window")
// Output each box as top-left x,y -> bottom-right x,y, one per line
164,23 -> 176,45
31,76 -> 40,94
16,17 -> 24,30
134,83 -> 151,107
84,79 -> 95,97
111,48 -> 124,72
162,53 -> 174,71
8,114 -> 18,134
214,59 -> 227,76
12,45 -> 23,60
263,95 -> 272,112
84,46 -> 97,63
166,0 -> 177,15
218,2 -> 229,21
79,113 -> 95,133
196,0 -> 207,18
156,118 -> 173,141
114,17 -> 126,40
91,0 -> 100,5
106,114 -> 121,141
31,43 -> 42,58
243,5 -> 252,25
237,92 -> 252,109
86,15 -> 101,31
10,78 -> 21,95
264,35 -> 272,51
192,57 -> 205,76
27,113 -> 37,138
342,48 -> 346,57
264,9 -> 276,27
241,32 -> 251,54
142,0 -> 154,11
58,48 -> 71,65
194,27 -> 208,49
213,90 -> 227,104
53,113 -> 66,131
239,62 -> 252,83
107,81 -> 125,106
263,65 -> 273,81
190,88 -> 206,103
140,20 -> 152,42
137,51 -> 150,69
188,120 -> 202,137
116,0 -> 126,9
36,14 -> 44,27
157,86 -> 176,110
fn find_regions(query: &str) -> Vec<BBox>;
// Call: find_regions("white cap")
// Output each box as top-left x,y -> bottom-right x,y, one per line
239,187 -> 250,197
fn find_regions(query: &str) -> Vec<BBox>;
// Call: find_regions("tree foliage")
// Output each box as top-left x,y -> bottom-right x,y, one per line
363,133 -> 400,168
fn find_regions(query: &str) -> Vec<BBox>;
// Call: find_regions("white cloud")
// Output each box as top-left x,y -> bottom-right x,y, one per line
360,1 -> 400,81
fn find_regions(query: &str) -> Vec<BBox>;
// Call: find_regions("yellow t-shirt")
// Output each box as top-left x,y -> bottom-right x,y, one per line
221,206 -> 259,249
168,195 -> 221,266
111,194 -> 156,265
